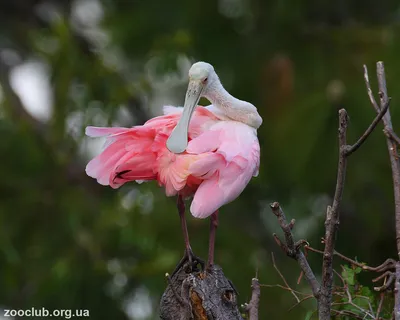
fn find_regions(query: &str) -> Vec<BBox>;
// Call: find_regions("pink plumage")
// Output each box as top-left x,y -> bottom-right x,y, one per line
85,106 -> 260,219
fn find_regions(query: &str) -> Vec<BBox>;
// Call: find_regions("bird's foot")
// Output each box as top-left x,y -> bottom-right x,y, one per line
170,248 -> 205,278
206,261 -> 214,273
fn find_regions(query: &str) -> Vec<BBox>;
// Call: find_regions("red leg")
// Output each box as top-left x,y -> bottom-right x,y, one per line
171,195 -> 204,277
207,210 -> 219,270
177,195 -> 191,253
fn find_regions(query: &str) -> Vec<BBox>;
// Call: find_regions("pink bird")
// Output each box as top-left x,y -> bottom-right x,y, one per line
85,62 -> 262,272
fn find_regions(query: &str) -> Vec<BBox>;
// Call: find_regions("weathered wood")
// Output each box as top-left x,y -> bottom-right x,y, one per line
160,260 -> 243,320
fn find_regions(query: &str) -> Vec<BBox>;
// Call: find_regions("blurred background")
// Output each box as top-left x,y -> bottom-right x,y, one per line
1,0 -> 400,319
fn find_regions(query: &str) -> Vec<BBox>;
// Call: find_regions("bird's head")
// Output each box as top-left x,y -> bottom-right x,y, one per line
188,61 -> 215,82
187,62 -> 220,96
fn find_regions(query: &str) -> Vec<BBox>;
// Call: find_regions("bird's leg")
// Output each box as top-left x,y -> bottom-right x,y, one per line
171,195 -> 204,278
207,210 -> 219,271
177,194 -> 192,254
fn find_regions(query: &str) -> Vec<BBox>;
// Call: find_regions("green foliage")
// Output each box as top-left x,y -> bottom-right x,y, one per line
331,264 -> 392,319
341,265 -> 362,286
304,310 -> 314,320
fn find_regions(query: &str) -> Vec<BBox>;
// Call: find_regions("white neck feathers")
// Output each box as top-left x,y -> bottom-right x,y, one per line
203,79 -> 262,129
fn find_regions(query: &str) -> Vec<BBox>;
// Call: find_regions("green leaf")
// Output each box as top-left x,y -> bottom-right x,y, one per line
304,310 -> 314,320
359,286 -> 374,300
353,296 -> 371,310
354,266 -> 363,274
342,265 -> 356,285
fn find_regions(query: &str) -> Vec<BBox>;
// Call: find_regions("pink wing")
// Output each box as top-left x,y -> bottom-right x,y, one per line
85,125 -> 158,186
187,121 -> 260,218
85,106 -> 218,189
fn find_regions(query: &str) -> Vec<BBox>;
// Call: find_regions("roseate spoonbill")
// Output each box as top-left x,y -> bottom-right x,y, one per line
85,61 -> 262,272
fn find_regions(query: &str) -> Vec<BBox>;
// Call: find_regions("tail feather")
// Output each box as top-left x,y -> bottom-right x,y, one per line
85,126 -> 156,188
86,144 -> 127,185
85,126 -> 129,137
110,152 -> 157,188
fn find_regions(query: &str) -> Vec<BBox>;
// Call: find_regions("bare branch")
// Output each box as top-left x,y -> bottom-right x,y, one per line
384,128 -> 400,146
271,252 -> 300,303
363,64 -> 380,112
287,295 -> 314,312
245,278 -> 260,320
395,262 -> 400,318
373,270 -> 394,284
373,271 -> 395,292
305,244 -> 396,273
332,270 -> 346,293
364,63 -> 400,258
270,202 -> 320,299
365,62 -> 400,320
260,284 -> 308,296
353,295 -> 375,316
345,99 -> 391,156
262,254 -> 314,313
376,292 -> 385,320
377,62 -> 390,123
271,205 -> 295,255
319,109 -> 349,319
331,309 -> 365,319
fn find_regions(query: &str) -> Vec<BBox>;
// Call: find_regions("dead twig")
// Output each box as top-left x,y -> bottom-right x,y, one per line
270,252 -> 300,303
345,99 -> 391,156
287,295 -> 314,312
270,202 -> 320,299
260,253 -> 314,313
305,244 -> 396,273
376,292 -> 385,319
245,278 -> 260,320
373,272 -> 395,292
364,63 -> 400,256
395,262 -> 400,318
331,308 -> 365,319
384,128 -> 400,146
364,63 -> 400,320
260,284 -> 308,296
319,109 -> 349,319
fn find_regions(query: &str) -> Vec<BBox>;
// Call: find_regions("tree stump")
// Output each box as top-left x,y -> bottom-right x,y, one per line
160,259 -> 244,320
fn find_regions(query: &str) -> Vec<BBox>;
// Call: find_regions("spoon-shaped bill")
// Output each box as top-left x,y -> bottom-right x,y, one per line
166,80 -> 204,153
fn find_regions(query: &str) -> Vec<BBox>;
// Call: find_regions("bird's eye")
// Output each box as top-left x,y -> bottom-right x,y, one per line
202,77 -> 208,83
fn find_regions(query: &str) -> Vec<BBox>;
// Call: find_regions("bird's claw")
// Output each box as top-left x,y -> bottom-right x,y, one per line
170,248 -> 205,278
